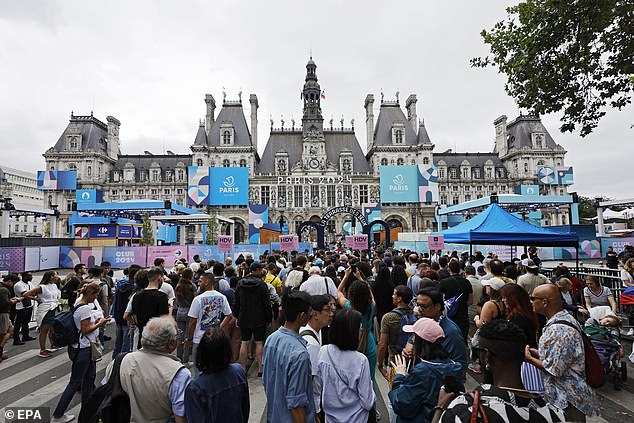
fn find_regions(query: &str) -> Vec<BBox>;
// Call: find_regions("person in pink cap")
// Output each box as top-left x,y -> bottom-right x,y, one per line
388,317 -> 462,423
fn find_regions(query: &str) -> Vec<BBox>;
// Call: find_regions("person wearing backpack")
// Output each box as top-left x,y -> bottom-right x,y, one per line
377,285 -> 415,381
438,261 -> 473,343
51,282 -> 109,423
525,283 -> 600,421
112,264 -> 141,358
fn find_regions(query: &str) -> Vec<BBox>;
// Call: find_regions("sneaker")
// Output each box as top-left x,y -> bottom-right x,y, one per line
47,346 -> 64,353
13,340 -> 25,346
51,414 -> 75,423
38,350 -> 52,358
468,362 -> 482,374
627,328 -> 634,336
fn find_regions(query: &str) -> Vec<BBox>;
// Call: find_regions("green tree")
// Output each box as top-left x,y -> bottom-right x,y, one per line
140,212 -> 154,246
206,214 -> 219,245
472,0 -> 634,137
577,195 -> 598,221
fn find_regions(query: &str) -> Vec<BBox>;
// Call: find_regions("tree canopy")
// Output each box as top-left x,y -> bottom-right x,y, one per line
472,0 -> 634,137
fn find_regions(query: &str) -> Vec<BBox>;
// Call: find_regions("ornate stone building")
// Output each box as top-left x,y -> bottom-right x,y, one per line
43,58 -> 570,242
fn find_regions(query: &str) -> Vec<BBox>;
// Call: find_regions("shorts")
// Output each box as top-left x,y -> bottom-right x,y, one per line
42,310 -> 56,326
0,313 -> 12,333
240,326 -> 266,342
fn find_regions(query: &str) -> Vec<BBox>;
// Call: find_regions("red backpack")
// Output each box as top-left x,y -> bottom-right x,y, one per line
552,320 -> 606,389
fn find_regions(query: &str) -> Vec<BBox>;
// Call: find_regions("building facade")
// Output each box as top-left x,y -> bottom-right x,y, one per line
0,165 -> 46,237
43,59 -> 570,242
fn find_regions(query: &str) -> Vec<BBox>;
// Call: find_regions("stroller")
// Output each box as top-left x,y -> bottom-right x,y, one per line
584,318 -> 627,390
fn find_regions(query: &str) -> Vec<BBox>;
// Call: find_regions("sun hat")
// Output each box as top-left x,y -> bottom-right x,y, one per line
402,317 -> 445,343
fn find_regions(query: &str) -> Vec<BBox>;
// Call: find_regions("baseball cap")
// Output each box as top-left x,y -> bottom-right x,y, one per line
249,261 -> 266,272
315,258 -> 324,266
521,258 -> 538,269
481,277 -> 505,291
402,317 -> 445,343
337,266 -> 346,273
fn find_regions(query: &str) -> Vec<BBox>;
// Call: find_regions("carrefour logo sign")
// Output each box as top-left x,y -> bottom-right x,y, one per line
380,165 -> 419,203
209,167 -> 248,205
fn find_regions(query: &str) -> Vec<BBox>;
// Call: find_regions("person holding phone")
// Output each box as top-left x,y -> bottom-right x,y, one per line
389,318 -> 462,423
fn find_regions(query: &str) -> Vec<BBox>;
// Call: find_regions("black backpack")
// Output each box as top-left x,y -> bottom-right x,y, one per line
51,305 -> 81,347
393,309 -> 418,353
79,353 -> 131,423
113,281 -> 135,325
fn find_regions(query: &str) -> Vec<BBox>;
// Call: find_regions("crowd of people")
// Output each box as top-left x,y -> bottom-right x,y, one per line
0,246 -> 633,423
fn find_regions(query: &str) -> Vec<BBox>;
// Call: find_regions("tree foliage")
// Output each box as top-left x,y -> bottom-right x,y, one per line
206,214 -> 219,245
472,0 -> 634,137
140,212 -> 154,246
577,195 -> 598,220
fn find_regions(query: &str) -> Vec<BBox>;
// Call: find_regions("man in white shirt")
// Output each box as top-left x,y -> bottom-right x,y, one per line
13,272 -> 35,344
185,272 -> 233,379
299,266 -> 338,297
300,294 -> 335,415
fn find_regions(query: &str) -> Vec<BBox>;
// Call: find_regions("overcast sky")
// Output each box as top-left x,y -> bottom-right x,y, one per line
1,0 -> 632,199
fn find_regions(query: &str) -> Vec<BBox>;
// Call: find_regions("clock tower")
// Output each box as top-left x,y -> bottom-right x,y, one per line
301,57 -> 327,171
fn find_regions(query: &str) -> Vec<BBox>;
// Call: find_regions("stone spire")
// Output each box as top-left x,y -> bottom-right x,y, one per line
301,57 -> 324,136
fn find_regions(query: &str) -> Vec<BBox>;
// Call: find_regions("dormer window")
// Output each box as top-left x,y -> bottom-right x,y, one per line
177,169 -> 184,181
449,168 -> 457,179
532,133 -> 545,149
196,159 -> 203,166
397,158 -> 404,166
152,169 -> 160,182
239,159 -> 247,168
391,123 -> 405,145
66,135 -> 81,151
165,171 -> 172,182
220,123 -> 235,146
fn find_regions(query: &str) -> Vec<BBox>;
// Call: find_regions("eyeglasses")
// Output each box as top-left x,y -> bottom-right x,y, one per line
529,296 -> 547,302
416,303 -> 433,310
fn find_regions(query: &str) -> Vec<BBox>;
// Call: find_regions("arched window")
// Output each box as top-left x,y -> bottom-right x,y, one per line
223,159 -> 230,167
69,137 -> 78,150
196,159 -> 203,166
68,163 -> 77,171
239,159 -> 247,167
87,166 -> 92,177
397,158 -> 404,166
423,157 -> 429,165
222,130 -> 231,145
380,158 -> 388,166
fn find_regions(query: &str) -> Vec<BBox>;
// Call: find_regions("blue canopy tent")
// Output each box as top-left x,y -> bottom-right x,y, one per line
436,204 -> 579,247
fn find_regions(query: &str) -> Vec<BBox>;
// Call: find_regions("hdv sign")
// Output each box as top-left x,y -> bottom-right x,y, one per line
279,235 -> 299,251
346,235 -> 368,250
218,235 -> 233,252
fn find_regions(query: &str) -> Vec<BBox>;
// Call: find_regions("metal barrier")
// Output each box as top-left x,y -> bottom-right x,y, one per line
542,265 -> 626,312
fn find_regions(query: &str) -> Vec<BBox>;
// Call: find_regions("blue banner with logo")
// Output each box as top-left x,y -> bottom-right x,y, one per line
379,166 -> 419,203
89,225 -> 117,238
37,170 -> 77,190
514,185 -> 539,196
76,189 -> 103,203
209,167 -> 249,205
118,226 -> 132,238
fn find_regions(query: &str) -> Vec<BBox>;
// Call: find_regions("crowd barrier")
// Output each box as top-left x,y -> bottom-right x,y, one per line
0,242 -> 313,273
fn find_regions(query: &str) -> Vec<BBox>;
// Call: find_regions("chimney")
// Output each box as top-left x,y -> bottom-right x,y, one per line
249,94 -> 259,152
364,94 -> 375,152
205,94 -> 216,132
106,116 -> 120,160
493,115 -> 508,156
406,94 -> 417,132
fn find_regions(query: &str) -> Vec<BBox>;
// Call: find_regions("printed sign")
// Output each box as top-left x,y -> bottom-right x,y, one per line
37,170 -> 77,190
514,185 -> 539,196
89,225 -> 117,238
147,246 -> 187,267
218,235 -> 234,252
76,189 -> 103,203
39,246 -> 60,270
74,226 -> 89,238
103,247 -> 148,268
209,167 -> 249,205
379,166 -> 420,203
279,235 -> 299,251
118,226 -> 132,238
187,166 -> 210,206
0,248 -> 25,272
428,235 -> 445,250
346,234 -> 368,250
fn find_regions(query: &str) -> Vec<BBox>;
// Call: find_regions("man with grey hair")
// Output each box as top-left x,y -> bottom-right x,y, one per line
299,266 -> 338,297
106,315 -> 190,423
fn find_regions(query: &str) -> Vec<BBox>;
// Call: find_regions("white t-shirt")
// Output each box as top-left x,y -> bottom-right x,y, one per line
187,290 -> 231,344
299,275 -> 338,297
14,281 -> 32,310
300,324 -> 322,413
620,269 -> 634,288
159,281 -> 176,305
73,303 -> 99,348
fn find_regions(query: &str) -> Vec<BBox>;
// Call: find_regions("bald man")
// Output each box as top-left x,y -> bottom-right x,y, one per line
525,284 -> 599,421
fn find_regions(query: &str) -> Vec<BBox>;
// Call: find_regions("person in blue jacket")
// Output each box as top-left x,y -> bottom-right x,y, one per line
389,317 -> 461,423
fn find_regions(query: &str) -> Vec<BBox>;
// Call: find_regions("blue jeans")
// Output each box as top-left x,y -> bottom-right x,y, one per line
112,323 -> 130,359
191,343 -> 200,380
53,346 -> 96,418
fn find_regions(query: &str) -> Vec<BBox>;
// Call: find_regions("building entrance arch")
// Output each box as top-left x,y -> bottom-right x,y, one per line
297,221 -> 325,248
364,219 -> 391,249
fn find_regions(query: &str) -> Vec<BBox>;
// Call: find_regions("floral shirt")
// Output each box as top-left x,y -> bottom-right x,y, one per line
538,310 -> 600,417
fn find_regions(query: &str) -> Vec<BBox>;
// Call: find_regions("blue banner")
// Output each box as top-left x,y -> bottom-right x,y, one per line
76,189 -> 103,203
209,167 -> 249,205
379,166 -> 419,203
37,170 -> 77,190
89,225 -> 117,238
118,226 -> 132,238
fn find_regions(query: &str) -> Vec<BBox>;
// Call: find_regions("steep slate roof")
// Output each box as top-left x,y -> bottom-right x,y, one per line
506,115 -> 557,150
195,103 -> 253,147
417,121 -> 432,145
193,123 -> 207,145
433,152 -> 504,167
52,115 -> 110,154
256,130 -> 370,174
113,154 -> 191,171
373,103 -> 418,146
